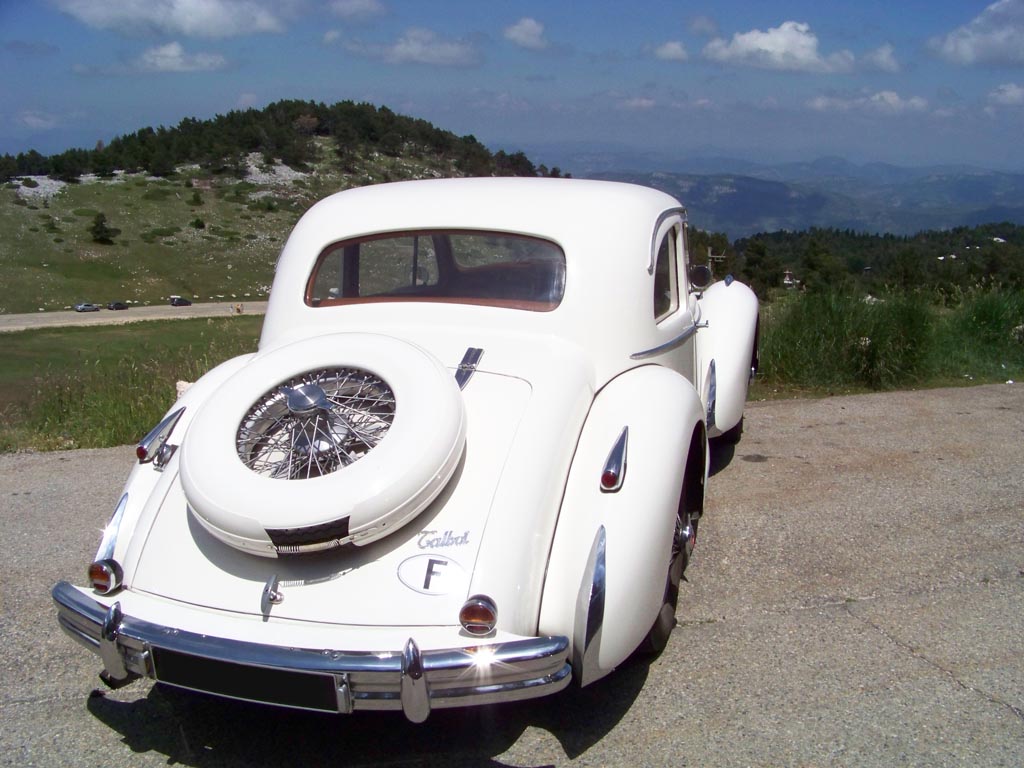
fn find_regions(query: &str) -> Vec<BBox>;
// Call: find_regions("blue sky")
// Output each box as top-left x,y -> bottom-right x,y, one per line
1,0 -> 1023,169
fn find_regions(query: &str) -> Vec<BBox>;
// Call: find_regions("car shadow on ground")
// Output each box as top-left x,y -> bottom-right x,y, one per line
85,654 -> 652,766
708,438 -> 736,477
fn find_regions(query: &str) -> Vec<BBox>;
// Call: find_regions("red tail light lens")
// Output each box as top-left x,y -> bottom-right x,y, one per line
459,595 -> 498,636
88,559 -> 123,595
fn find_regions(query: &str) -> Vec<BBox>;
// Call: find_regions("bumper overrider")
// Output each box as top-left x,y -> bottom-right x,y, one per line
52,581 -> 571,723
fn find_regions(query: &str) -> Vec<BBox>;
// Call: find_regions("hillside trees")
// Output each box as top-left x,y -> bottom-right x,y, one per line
0,99 -> 558,183
733,225 -> 1024,298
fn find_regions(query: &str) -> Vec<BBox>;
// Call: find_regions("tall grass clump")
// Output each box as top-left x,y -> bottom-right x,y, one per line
759,290 -> 934,390
931,286 -> 1024,381
759,286 -> 1024,392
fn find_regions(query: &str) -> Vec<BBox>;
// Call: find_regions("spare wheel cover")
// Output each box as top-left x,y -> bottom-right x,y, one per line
179,333 -> 466,557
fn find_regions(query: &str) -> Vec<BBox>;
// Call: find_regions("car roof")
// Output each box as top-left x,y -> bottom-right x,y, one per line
262,178 -> 691,375
288,177 -> 683,253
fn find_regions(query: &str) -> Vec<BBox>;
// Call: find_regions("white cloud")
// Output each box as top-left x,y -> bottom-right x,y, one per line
323,29 -> 341,44
328,0 -> 385,20
863,43 -> 900,73
989,82 -> 1024,106
18,110 -> 59,130
346,28 -> 480,66
929,0 -> 1024,65
688,15 -> 718,37
703,21 -> 854,73
54,0 -> 284,38
654,41 -> 688,61
807,90 -> 928,114
504,18 -> 548,50
136,41 -> 226,71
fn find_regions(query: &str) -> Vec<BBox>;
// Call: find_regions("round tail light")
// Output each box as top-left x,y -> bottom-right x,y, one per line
459,595 -> 498,636
88,559 -> 123,595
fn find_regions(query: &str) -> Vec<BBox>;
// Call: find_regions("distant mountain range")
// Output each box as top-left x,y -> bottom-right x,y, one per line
516,145 -> 1024,238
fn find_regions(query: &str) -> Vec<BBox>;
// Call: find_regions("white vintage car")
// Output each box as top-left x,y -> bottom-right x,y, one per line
53,178 -> 758,722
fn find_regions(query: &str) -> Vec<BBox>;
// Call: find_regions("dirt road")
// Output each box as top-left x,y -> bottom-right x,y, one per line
2,384 -> 1021,767
0,301 -> 267,333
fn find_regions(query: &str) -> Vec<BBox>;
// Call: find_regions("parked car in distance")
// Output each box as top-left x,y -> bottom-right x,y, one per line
73,302 -> 100,312
106,301 -> 129,311
169,296 -> 192,307
53,178 -> 759,723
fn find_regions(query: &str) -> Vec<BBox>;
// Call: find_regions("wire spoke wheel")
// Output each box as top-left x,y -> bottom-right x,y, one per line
237,368 -> 396,480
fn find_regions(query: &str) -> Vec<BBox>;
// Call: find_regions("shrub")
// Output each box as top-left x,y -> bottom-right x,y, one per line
90,213 -> 120,244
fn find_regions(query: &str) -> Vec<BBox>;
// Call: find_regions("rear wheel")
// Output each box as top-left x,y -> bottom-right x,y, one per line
640,509 -> 697,654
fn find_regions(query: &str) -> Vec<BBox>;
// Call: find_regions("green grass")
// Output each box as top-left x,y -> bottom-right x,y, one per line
0,316 -> 261,451
755,287 -> 1024,395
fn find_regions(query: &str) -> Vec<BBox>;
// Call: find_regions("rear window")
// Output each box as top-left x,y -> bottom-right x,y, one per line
306,231 -> 565,311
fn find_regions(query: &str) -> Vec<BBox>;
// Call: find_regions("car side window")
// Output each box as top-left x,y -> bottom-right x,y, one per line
653,226 -> 680,321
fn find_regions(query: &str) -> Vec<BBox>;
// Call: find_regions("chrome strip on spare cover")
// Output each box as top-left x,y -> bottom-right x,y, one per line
51,581 -> 570,721
455,347 -> 484,389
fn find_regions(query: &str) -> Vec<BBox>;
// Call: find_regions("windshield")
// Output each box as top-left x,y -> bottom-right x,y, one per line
306,230 -> 565,311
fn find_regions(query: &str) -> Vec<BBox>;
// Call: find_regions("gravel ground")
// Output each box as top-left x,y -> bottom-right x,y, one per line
1,384 -> 1021,767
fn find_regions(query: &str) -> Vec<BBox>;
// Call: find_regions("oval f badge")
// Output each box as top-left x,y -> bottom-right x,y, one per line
397,554 -> 467,595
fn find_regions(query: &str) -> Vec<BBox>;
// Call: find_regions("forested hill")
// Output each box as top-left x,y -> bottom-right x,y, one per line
0,99 -> 565,182
689,224 -> 1024,299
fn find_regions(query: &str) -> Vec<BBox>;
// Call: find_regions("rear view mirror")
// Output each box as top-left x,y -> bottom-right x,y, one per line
688,264 -> 713,291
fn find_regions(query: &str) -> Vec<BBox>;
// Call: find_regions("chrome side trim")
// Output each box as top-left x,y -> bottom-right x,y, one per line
455,347 -> 484,389
600,427 -> 628,493
137,407 -> 185,465
706,359 -> 717,429
95,493 -> 129,562
648,207 -> 688,274
52,581 -> 571,720
630,322 -> 704,360
573,526 -> 607,687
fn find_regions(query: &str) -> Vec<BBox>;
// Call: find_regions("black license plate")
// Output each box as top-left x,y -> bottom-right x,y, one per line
151,647 -> 339,712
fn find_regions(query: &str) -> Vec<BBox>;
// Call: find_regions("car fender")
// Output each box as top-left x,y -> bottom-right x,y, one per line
538,364 -> 705,684
696,279 -> 758,437
115,353 -> 256,579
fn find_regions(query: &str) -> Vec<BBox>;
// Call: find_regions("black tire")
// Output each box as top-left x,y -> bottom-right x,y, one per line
639,432 -> 705,655
639,514 -> 692,655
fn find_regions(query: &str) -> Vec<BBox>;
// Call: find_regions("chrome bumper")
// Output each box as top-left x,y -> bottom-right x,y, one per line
52,581 -> 571,723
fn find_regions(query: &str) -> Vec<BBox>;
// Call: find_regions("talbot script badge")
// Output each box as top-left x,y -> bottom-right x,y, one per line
417,529 -> 470,549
